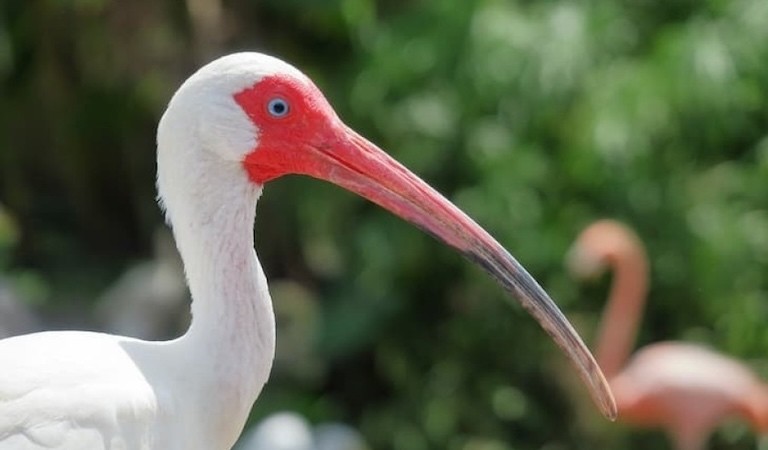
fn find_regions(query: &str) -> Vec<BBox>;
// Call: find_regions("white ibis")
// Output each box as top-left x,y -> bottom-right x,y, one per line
0,53 -> 615,450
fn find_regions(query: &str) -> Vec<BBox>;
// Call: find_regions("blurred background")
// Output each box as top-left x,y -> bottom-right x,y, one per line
1,0 -> 768,448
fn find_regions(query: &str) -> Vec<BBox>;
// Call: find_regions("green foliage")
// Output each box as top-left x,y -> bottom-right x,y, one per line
0,204 -> 18,268
2,0 -> 768,448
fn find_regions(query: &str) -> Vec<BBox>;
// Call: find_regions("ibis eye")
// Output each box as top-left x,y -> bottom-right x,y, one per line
267,98 -> 290,118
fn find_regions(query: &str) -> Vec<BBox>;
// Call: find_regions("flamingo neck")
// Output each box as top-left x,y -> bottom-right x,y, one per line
594,241 -> 649,379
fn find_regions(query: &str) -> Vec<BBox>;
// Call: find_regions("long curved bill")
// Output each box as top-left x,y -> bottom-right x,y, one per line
248,122 -> 616,419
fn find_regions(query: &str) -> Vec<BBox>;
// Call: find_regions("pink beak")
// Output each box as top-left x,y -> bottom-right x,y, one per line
245,122 -> 617,420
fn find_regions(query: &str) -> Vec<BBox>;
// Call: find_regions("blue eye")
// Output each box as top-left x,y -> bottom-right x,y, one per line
267,98 -> 290,117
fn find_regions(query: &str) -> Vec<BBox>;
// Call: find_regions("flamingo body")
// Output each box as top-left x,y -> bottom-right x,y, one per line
615,343 -> 768,433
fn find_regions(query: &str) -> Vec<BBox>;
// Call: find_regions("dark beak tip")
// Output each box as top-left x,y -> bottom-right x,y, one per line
602,391 -> 618,421
588,366 -> 617,421
326,129 -> 619,420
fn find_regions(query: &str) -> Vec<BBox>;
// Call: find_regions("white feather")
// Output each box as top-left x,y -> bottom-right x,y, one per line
0,52 -> 312,449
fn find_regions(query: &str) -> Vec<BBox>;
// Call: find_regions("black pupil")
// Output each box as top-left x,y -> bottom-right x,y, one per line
270,99 -> 287,116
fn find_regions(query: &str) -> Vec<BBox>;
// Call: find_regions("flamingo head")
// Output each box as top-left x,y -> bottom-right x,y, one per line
566,219 -> 645,281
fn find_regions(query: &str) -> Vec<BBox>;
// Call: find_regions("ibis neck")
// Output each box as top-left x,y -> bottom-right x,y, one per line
175,183 -> 272,344
160,160 -> 275,445
171,177 -> 274,365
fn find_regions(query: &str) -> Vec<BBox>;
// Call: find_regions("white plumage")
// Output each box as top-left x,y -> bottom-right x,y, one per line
0,53 -> 286,450
0,52 -> 614,449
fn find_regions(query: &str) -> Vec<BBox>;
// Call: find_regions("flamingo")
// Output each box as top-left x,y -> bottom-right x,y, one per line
0,53 -> 615,450
568,219 -> 768,450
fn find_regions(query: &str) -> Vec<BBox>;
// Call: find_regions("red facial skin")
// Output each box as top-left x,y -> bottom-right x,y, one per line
233,75 -> 617,420
235,76 -> 339,185
235,75 -> 470,250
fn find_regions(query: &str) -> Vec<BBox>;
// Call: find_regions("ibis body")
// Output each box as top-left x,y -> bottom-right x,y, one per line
0,53 -> 614,450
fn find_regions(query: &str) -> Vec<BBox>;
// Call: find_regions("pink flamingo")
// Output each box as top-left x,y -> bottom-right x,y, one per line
568,219 -> 768,450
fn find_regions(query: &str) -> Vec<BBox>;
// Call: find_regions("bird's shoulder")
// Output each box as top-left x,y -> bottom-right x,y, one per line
0,331 -> 161,449
0,330 -> 150,388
